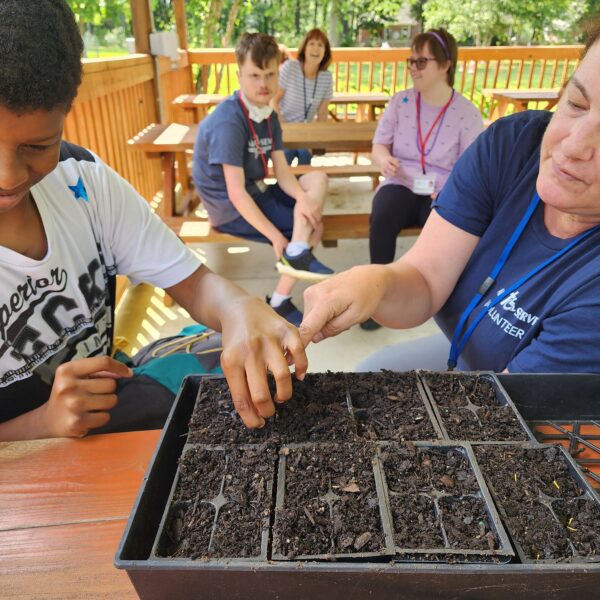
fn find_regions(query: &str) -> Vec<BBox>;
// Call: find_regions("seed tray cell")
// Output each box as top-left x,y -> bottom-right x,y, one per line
419,372 -> 536,443
188,373 -> 356,445
271,442 -> 395,561
475,443 -> 600,563
152,443 -> 275,562
345,371 -> 443,441
378,442 -> 513,563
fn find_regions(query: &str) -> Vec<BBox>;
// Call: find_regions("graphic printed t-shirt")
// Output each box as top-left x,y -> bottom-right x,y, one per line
373,88 -> 484,193
278,59 -> 333,123
192,92 -> 285,226
433,110 -> 600,373
0,143 -> 200,421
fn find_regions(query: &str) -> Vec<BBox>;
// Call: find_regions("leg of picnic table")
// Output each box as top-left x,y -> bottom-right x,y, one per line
160,152 -> 176,218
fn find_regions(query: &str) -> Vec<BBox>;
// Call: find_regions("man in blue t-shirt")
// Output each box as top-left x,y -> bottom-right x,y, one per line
193,33 -> 333,326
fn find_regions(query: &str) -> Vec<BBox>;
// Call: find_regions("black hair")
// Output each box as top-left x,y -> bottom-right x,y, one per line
0,0 -> 83,112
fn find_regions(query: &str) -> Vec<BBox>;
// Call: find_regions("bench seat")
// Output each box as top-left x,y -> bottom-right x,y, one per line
163,214 -> 421,247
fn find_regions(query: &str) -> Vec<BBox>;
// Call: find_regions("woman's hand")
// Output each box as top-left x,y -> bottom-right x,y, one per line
379,155 -> 400,178
299,265 -> 392,344
38,356 -> 133,438
219,296 -> 308,429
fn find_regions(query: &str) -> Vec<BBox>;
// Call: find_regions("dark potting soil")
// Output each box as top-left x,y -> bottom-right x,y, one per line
272,372 -> 356,443
422,373 -> 528,441
187,378 -> 273,445
187,373 -> 355,445
158,444 -> 275,560
382,443 -> 498,552
346,371 -> 438,441
475,445 -> 600,560
273,442 -> 387,559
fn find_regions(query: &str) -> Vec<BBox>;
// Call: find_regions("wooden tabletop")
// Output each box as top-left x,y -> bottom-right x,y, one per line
331,91 -> 389,105
0,430 -> 161,599
172,91 -> 389,110
129,121 -> 376,154
482,88 -> 560,120
482,87 -> 560,102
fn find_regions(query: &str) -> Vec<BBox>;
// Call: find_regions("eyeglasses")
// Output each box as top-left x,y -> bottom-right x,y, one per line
406,57 -> 438,70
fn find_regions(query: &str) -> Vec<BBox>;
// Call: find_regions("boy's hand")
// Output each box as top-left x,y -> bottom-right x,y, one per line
219,296 -> 308,429
295,193 -> 321,230
270,232 -> 289,259
39,356 -> 133,438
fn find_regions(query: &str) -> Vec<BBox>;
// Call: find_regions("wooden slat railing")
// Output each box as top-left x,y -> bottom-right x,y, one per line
65,55 -> 164,202
188,45 -> 582,118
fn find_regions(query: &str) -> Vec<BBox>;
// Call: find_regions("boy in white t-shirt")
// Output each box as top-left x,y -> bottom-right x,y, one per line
0,0 -> 308,441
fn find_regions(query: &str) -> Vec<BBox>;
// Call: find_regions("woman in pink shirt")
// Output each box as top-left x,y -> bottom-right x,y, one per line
363,28 -> 483,330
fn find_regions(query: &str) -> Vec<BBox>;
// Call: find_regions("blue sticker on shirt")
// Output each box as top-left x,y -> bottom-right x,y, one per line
68,177 -> 89,202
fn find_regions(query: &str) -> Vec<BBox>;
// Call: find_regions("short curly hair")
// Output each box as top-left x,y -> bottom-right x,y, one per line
0,0 -> 83,112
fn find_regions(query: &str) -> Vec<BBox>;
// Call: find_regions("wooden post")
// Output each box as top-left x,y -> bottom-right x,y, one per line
130,0 -> 153,54
173,0 -> 188,50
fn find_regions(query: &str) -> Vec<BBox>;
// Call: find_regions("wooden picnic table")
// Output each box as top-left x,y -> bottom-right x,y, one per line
128,120 -> 377,219
482,88 -> 560,121
0,429 -> 161,599
172,91 -> 389,122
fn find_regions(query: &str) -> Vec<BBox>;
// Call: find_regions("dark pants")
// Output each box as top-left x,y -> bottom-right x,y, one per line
284,148 -> 312,165
369,184 -> 432,264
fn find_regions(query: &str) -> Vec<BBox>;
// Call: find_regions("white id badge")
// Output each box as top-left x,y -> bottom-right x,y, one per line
412,173 -> 436,196
255,179 -> 268,193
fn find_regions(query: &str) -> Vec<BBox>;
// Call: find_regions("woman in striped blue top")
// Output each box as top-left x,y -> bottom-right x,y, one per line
272,29 -> 334,165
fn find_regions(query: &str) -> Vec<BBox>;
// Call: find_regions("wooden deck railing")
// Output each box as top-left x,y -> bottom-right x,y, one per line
189,45 -> 582,117
64,55 -> 164,202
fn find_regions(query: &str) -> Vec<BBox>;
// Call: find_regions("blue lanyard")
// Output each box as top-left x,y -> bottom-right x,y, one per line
447,192 -> 600,370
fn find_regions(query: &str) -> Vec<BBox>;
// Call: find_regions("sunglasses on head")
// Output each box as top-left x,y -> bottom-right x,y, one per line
406,57 -> 438,70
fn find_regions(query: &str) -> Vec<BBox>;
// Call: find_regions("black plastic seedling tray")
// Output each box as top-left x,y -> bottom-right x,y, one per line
271,442 -> 395,561
151,444 -> 274,562
377,442 -> 513,563
474,443 -> 600,564
115,373 -> 600,600
345,371 -> 444,441
419,371 -> 537,443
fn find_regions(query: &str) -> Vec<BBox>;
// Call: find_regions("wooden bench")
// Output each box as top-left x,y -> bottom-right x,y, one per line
163,214 -> 421,248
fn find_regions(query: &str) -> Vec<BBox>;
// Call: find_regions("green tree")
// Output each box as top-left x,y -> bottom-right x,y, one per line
423,0 -> 580,45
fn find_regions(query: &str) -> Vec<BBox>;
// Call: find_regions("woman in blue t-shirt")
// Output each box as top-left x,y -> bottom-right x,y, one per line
272,29 -> 334,165
299,18 -> 600,374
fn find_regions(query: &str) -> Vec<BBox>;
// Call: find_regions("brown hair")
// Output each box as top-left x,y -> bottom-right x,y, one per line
297,28 -> 332,71
412,28 -> 458,87
235,32 -> 280,69
582,15 -> 600,59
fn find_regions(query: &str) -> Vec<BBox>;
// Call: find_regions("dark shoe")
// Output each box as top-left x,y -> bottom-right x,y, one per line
360,318 -> 382,331
267,296 -> 303,327
276,248 -> 334,282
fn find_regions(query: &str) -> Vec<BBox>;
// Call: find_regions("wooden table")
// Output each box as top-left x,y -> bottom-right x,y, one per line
0,430 -> 161,599
128,120 -> 376,219
482,88 -> 560,120
329,91 -> 389,121
173,92 -> 389,123
172,93 -> 226,122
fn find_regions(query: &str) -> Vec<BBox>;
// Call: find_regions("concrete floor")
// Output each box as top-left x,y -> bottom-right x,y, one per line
120,171 -> 439,372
